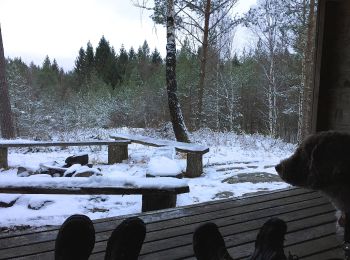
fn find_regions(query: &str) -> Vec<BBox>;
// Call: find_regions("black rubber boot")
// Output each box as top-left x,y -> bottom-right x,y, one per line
193,222 -> 234,260
250,218 -> 288,260
104,217 -> 146,260
55,214 -> 95,260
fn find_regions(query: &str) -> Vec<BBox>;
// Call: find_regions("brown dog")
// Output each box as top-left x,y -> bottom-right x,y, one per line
275,131 -> 350,218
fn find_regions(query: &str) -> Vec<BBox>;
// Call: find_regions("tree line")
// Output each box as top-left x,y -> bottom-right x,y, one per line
0,0 -> 316,143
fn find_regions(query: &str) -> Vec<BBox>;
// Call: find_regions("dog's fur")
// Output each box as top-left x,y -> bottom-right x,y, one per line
275,131 -> 350,215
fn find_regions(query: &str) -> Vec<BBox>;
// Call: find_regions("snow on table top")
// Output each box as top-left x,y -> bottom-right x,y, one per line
148,156 -> 182,176
0,175 -> 188,189
110,133 -> 209,153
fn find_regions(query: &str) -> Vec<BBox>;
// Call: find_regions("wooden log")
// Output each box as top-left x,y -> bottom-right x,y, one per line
185,152 -> 203,178
0,147 -> 8,169
0,186 -> 189,195
108,144 -> 128,164
142,191 -> 177,212
142,172 -> 183,212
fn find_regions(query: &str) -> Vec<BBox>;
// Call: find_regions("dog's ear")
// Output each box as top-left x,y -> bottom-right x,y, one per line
308,143 -> 325,188
309,136 -> 349,188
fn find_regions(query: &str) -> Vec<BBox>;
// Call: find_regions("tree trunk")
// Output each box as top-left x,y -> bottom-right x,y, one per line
298,0 -> 316,143
166,0 -> 190,143
196,0 -> 211,129
0,26 -> 15,139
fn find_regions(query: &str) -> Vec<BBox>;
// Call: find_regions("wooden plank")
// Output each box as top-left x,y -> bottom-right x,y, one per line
311,0 -> 326,133
124,217 -> 338,259
110,134 -> 209,154
0,190 -> 324,258
137,202 -> 334,255
0,188 -> 311,242
7,197 -> 331,260
0,147 -> 7,168
0,140 -> 131,148
0,186 -> 189,195
301,248 -> 344,259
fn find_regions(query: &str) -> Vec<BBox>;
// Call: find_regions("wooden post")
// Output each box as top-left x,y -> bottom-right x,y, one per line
0,147 -> 8,169
142,191 -> 176,212
185,152 -> 203,178
141,172 -> 182,212
108,144 -> 128,164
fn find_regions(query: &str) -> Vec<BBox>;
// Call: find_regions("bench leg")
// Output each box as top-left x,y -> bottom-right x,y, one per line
0,148 -> 8,169
142,192 -> 177,212
108,144 -> 128,164
185,152 -> 203,178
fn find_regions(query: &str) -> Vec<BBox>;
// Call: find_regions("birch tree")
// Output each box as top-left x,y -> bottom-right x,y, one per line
166,0 -> 190,142
0,25 -> 15,139
245,0 -> 287,137
152,0 -> 238,128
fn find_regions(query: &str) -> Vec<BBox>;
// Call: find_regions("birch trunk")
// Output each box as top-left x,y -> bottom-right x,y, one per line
166,0 -> 190,143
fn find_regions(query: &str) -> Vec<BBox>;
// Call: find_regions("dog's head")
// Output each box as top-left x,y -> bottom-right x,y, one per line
275,131 -> 350,190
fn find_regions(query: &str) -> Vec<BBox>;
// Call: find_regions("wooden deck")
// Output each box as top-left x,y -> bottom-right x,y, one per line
0,188 -> 344,259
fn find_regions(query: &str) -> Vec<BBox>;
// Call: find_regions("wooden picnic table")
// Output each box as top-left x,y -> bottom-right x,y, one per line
110,134 -> 209,178
0,188 -> 344,259
0,140 -> 131,169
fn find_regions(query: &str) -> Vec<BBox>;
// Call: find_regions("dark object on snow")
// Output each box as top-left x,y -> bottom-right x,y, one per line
27,200 -> 53,210
275,131 -> 350,215
105,217 -> 146,260
0,196 -> 19,208
193,222 -> 233,260
250,218 -> 288,260
17,167 -> 32,177
55,214 -> 95,260
64,154 -> 89,167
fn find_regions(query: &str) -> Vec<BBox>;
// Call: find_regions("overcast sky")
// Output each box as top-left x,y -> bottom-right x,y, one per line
0,0 -> 256,71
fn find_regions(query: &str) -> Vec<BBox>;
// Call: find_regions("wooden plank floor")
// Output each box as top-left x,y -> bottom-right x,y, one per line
0,188 -> 344,259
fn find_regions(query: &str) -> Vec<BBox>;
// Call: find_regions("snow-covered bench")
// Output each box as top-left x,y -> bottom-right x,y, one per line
0,176 -> 189,212
0,140 -> 131,169
110,134 -> 209,177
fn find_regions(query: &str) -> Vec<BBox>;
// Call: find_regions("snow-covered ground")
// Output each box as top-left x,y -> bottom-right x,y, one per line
0,128 -> 295,231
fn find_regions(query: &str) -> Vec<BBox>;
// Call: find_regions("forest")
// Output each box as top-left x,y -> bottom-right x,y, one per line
1,0 -> 316,143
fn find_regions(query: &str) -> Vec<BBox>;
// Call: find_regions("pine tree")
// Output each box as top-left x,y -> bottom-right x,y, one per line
118,45 -> 129,83
95,36 -> 120,88
74,47 -> 87,86
95,36 -> 111,81
85,41 -> 95,81
151,48 -> 162,65
128,47 -> 137,61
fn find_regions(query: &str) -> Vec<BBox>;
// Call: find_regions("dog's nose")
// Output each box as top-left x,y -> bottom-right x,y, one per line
275,163 -> 282,173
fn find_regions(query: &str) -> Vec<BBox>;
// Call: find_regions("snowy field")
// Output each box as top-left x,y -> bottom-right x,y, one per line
0,128 -> 295,232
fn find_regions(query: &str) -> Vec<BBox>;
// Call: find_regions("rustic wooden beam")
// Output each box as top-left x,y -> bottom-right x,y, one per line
0,140 -> 131,148
0,140 -> 131,167
0,147 -> 8,169
108,144 -> 129,164
186,152 -> 203,178
0,186 -> 190,195
142,192 -> 177,212
313,0 -> 350,132
0,185 -> 190,212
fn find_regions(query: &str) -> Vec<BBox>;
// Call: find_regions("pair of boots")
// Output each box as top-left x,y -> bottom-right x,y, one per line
55,215 -> 145,260
55,215 -> 291,260
194,218 -> 292,260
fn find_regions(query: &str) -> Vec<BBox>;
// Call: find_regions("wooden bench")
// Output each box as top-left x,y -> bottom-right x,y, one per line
110,134 -> 209,178
0,140 -> 131,169
0,177 -> 190,212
